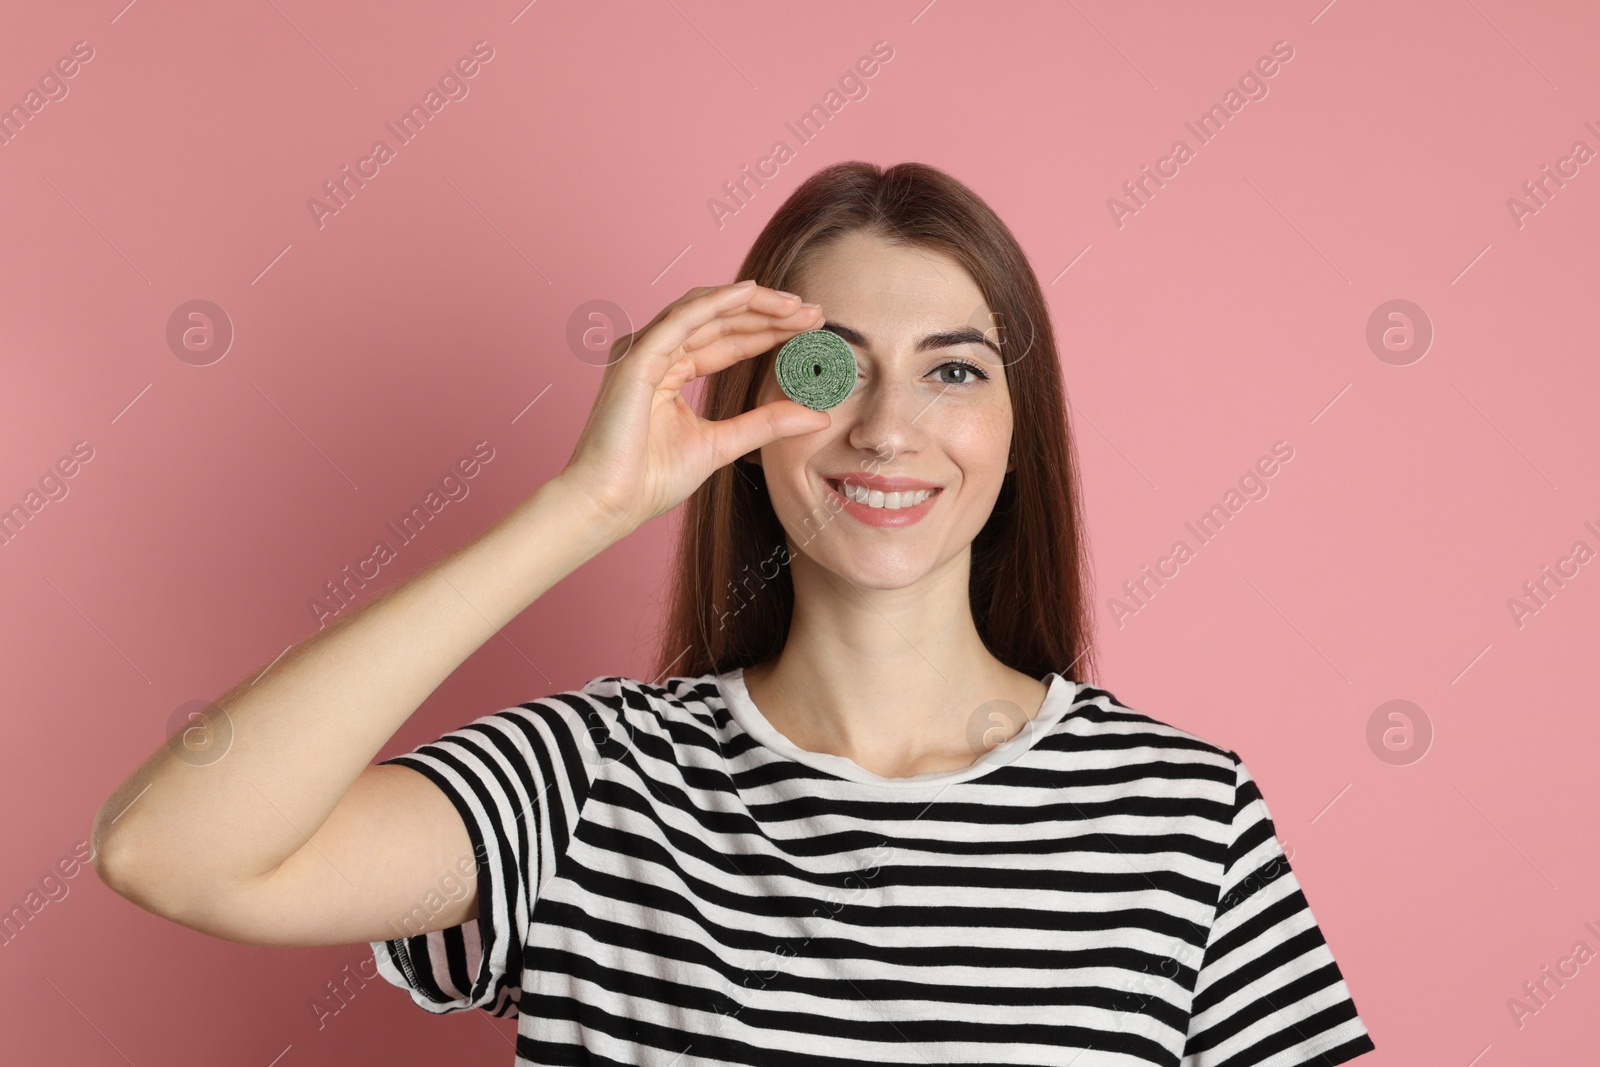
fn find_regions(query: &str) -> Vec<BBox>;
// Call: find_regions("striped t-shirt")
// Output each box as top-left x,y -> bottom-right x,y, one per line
370,668 -> 1375,1066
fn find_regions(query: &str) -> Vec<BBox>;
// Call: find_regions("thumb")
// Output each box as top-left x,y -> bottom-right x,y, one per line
707,399 -> 831,463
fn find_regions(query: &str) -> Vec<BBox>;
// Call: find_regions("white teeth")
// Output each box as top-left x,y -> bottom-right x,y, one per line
838,482 -> 934,509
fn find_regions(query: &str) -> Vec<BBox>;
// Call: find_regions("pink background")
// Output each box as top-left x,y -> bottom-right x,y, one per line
3,0 -> 1597,1063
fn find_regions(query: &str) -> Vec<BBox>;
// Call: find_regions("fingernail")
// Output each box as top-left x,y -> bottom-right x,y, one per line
801,301 -> 821,309
774,290 -> 799,299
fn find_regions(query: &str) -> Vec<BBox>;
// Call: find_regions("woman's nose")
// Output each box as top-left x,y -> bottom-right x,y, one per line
845,376 -> 925,461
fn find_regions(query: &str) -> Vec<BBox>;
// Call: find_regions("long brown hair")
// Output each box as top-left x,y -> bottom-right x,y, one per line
653,161 -> 1096,686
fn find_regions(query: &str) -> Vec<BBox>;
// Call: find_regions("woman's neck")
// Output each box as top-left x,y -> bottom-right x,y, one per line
740,584 -> 1049,778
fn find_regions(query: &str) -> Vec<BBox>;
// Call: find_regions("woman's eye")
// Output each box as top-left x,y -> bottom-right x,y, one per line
932,360 -> 990,386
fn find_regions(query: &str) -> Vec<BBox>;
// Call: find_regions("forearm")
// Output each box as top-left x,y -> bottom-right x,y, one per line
93,474 -> 629,913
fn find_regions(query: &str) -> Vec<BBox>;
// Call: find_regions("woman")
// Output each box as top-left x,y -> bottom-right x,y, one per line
95,162 -> 1375,1065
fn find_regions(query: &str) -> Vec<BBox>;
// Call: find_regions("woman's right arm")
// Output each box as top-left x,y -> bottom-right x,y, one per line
91,281 -> 828,947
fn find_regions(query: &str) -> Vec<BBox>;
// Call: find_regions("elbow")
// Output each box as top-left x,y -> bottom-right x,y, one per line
90,786 -> 265,938
91,791 -> 152,907
91,782 -> 190,920
91,817 -> 207,927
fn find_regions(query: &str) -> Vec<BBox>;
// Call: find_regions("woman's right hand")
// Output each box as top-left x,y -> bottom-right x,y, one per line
91,280 -> 832,951
556,281 -> 831,530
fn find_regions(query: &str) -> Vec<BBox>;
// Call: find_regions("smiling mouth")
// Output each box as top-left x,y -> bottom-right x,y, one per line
825,478 -> 943,511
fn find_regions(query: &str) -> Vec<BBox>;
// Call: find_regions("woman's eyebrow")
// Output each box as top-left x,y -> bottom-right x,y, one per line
821,321 -> 1002,359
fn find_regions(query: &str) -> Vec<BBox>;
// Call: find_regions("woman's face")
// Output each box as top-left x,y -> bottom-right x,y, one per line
751,230 -> 1015,590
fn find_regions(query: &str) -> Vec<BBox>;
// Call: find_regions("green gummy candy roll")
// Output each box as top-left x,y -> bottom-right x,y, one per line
775,330 -> 857,411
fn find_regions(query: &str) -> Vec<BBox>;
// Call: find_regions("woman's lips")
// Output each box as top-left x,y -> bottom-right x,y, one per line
824,478 -> 942,528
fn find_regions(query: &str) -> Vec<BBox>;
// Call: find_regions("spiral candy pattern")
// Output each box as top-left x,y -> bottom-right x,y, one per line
775,330 -> 857,411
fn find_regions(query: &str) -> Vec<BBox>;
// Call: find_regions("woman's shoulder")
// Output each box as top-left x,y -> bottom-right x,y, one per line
1058,679 -> 1241,769
565,671 -> 726,708
586,670 -> 723,692
514,672 -> 729,737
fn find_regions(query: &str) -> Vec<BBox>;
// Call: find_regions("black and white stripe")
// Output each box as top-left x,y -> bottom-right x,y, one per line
371,671 -> 1374,1066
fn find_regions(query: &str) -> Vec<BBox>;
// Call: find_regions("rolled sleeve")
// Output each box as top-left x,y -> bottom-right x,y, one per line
368,690 -> 601,1017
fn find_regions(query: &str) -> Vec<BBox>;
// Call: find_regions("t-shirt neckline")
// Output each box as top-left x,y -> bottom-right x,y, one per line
713,666 -> 1079,789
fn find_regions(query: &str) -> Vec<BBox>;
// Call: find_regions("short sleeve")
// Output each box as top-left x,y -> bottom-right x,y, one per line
367,683 -> 610,1017
1180,753 -> 1376,1067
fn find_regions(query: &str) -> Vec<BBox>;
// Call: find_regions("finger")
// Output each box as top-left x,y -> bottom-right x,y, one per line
601,283 -> 762,390
685,304 -> 818,343
678,324 -> 825,382
701,397 -> 832,462
648,285 -> 720,331
595,286 -> 742,393
680,304 -> 822,354
638,283 -> 812,360
677,282 -> 813,336
737,284 -> 815,316
625,281 -> 761,370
